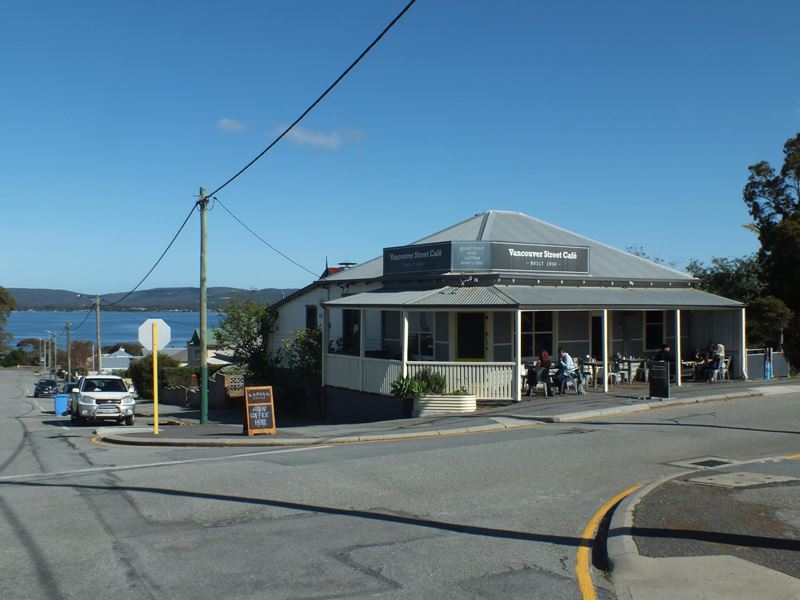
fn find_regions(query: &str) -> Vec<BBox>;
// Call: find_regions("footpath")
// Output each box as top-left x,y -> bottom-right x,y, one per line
95,379 -> 800,599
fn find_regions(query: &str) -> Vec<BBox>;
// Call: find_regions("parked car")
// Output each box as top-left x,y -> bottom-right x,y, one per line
69,375 -> 136,425
34,379 -> 58,398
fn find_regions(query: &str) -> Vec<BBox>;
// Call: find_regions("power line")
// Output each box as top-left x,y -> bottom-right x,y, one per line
71,305 -> 94,332
206,0 -> 417,198
105,204 -> 197,307
215,197 -> 318,277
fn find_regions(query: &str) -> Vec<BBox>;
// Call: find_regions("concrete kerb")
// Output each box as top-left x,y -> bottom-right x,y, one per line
98,387 -> 778,447
546,390 -> 765,423
606,453 -> 800,600
606,472 -> 689,600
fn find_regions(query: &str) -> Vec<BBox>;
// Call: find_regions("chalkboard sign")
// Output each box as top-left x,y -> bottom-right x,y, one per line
648,361 -> 671,399
245,386 -> 276,436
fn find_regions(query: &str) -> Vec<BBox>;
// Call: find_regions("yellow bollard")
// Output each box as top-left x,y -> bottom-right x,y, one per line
152,321 -> 159,435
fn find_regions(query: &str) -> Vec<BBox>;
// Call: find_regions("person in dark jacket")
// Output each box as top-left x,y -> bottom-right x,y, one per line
526,350 -> 554,396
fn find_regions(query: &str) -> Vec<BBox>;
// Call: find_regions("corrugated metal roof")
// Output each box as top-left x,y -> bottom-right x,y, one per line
409,286 -> 515,306
324,284 -> 742,309
325,288 -> 441,307
482,212 -> 693,280
322,211 -> 694,283
498,285 -> 741,309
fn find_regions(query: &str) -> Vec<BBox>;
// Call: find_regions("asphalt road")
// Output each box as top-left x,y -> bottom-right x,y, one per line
1,368 -> 798,600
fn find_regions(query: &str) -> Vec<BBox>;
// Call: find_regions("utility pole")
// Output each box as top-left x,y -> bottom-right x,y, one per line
50,332 -> 56,379
66,321 -> 72,383
95,294 -> 102,373
199,186 -> 209,424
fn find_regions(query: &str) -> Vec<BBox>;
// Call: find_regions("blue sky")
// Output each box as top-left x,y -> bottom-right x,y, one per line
3,0 -> 799,294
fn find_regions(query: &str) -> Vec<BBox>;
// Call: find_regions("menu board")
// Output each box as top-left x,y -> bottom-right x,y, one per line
648,361 -> 671,399
245,386 -> 276,436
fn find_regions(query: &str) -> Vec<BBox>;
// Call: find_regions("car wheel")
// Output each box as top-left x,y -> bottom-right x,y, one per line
124,415 -> 135,426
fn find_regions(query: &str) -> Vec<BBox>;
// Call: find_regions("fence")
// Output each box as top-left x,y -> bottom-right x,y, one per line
746,349 -> 791,379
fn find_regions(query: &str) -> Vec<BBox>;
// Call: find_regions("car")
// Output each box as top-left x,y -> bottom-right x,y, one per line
34,379 -> 58,398
69,375 -> 136,426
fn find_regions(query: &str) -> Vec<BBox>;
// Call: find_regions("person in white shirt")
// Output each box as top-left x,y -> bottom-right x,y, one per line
556,347 -> 576,394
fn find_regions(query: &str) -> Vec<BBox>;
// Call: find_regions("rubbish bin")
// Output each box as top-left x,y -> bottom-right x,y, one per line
53,393 -> 68,416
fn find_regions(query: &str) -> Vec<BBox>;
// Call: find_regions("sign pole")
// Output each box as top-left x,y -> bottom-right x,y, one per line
152,321 -> 159,435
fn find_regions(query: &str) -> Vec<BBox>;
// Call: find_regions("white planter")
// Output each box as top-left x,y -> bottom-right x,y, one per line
412,394 -> 477,417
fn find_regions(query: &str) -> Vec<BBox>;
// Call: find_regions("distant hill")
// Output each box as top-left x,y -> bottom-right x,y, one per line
7,287 -> 296,311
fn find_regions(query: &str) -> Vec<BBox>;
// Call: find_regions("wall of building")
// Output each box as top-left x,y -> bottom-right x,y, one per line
272,281 -> 381,360
324,385 -> 405,422
558,311 -> 590,358
689,309 -> 744,377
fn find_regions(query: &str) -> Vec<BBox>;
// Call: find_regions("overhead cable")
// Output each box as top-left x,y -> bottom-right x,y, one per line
105,204 -> 197,307
215,197 -> 318,277
206,0 -> 417,198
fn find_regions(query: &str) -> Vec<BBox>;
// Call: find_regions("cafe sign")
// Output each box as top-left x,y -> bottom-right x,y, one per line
383,241 -> 589,275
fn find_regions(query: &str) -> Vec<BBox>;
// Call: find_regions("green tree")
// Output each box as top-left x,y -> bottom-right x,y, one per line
746,296 -> 794,349
624,245 -> 679,268
128,353 -> 180,398
0,286 -> 16,351
281,327 -> 322,374
742,132 -> 800,352
214,298 -> 278,383
685,255 -> 763,304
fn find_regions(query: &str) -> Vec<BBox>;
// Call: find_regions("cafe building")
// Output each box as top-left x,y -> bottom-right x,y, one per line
272,211 -> 745,421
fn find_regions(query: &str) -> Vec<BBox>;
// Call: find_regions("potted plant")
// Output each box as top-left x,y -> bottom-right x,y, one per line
391,369 -> 477,417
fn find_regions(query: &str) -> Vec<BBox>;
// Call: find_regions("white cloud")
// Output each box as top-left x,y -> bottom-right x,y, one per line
281,125 -> 366,151
216,118 -> 246,133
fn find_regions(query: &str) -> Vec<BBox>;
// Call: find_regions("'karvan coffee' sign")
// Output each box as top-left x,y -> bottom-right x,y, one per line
383,241 -> 589,275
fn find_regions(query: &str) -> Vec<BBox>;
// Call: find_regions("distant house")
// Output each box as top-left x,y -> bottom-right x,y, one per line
101,347 -> 140,372
187,328 -> 230,366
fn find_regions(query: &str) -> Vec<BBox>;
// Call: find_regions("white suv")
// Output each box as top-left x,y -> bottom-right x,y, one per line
69,375 -> 136,426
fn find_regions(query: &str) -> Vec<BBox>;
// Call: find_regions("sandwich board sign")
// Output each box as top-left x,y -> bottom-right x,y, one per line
244,386 -> 277,436
138,319 -> 171,350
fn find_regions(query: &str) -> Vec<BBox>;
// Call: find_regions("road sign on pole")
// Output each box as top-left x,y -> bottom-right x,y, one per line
138,319 -> 171,350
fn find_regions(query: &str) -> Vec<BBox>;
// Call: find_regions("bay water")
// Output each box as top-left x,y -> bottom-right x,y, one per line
6,311 -> 222,349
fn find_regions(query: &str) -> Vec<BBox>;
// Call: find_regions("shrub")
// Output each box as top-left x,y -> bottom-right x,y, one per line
128,354 -> 179,398
391,368 -> 447,399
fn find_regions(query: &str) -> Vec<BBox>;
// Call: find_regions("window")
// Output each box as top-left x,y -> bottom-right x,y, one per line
645,311 -> 664,350
521,311 -> 554,361
408,311 -> 434,360
341,310 -> 360,355
457,312 -> 485,360
305,306 -> 318,329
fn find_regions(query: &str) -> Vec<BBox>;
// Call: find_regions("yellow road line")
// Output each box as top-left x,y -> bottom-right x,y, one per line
576,483 -> 643,600
786,454 -> 800,460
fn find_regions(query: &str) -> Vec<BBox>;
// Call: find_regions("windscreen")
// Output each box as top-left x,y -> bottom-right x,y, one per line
83,379 -> 128,393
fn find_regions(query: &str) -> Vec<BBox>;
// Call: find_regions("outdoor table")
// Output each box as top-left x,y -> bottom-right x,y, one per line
618,358 -> 647,383
581,360 -> 600,389
681,360 -> 696,381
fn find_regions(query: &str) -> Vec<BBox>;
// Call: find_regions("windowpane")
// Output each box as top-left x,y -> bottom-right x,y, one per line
535,311 -> 553,331
534,333 -> 553,356
521,312 -> 533,333
521,334 -> 533,359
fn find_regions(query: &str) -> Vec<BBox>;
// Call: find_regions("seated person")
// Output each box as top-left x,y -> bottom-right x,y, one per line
527,350 -> 554,397
707,343 -> 725,380
653,344 -> 674,362
692,348 -> 706,379
556,347 -> 576,394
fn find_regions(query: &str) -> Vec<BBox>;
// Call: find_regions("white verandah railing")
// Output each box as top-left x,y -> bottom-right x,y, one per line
325,354 -> 403,396
407,361 -> 515,399
325,353 -> 516,400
